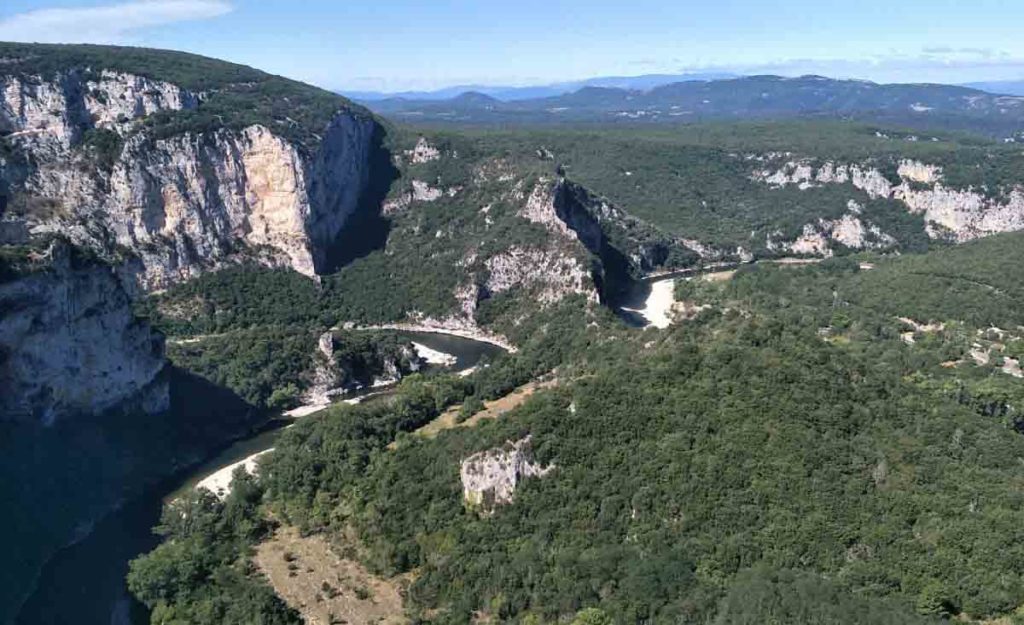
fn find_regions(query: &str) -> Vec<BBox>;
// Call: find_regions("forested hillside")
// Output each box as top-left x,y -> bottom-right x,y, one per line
130,228 -> 1024,624
10,42 -> 1024,625
0,41 -> 371,150
133,118 -> 1024,459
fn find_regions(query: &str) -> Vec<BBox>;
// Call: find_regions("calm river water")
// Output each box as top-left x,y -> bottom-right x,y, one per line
16,331 -> 504,625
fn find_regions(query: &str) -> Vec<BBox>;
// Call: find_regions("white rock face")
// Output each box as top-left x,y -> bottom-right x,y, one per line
85,71 -> 199,130
788,224 -> 833,256
460,436 -> 553,512
1,70 -> 197,154
486,245 -> 598,304
382,179 -> 454,215
0,242 -> 168,424
411,179 -> 443,202
753,158 -> 1024,244
24,121 -> 374,288
897,160 -> 941,184
3,73 -> 376,290
405,137 -> 440,163
773,213 -> 896,256
520,180 -> 576,239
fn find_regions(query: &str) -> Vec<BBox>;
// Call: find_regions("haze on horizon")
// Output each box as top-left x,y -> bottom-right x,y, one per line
0,0 -> 1022,94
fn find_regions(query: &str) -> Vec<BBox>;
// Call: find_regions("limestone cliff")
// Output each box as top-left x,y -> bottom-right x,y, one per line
754,158 -> 1024,246
303,330 -> 422,404
519,177 -> 699,300
1,69 -> 197,155
460,436 -> 553,514
2,70 -> 377,291
0,241 -> 168,424
767,201 -> 898,257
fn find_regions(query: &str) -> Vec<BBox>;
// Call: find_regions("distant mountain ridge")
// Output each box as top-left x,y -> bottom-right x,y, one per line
962,80 -> 1024,96
362,74 -> 1024,137
341,71 -> 737,101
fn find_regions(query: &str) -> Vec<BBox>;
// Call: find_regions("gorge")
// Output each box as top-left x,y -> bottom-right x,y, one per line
6,41 -> 1024,625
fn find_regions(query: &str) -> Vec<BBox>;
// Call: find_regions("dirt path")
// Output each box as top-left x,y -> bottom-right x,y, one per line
255,526 -> 407,625
403,378 -> 558,445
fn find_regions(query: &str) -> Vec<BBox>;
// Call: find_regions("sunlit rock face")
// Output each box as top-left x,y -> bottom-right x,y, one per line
2,71 -> 377,291
754,158 -> 1024,246
0,69 -> 380,421
460,436 -> 553,513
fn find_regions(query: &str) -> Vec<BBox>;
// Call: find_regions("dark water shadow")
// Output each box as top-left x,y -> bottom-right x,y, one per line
14,368 -> 260,625
609,279 -> 655,328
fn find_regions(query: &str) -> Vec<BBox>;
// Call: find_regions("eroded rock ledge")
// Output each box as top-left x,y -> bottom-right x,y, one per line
753,158 -> 1024,245
460,436 -> 553,513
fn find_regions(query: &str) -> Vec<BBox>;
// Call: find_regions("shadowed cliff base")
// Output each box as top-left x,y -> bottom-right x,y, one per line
553,180 -> 647,306
7,367 -> 261,625
320,124 -> 398,273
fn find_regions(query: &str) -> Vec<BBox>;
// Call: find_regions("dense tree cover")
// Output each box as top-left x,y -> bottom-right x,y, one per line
0,42 -> 371,153
329,329 -> 420,386
712,231 -> 1024,331
137,267 -> 324,337
711,567 -> 936,625
166,326 -> 319,409
132,229 -> 1024,624
127,472 -> 300,625
122,118 -> 1024,623
126,371 -> 478,625
164,326 -> 439,410
391,121 -> 1023,251
326,313 -> 1024,622
140,298 -> 1024,623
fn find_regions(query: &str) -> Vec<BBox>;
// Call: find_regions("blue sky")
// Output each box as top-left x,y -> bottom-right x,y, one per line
1,0 -> 1022,92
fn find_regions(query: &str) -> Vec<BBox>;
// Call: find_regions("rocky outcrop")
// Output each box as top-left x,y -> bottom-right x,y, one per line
404,137 -> 440,164
2,71 -> 378,290
1,69 -> 197,155
519,177 -> 690,301
460,436 -> 553,513
768,204 -> 897,257
485,245 -> 598,305
0,241 -> 168,425
753,158 -> 1024,243
302,330 -> 422,404
382,179 -> 458,215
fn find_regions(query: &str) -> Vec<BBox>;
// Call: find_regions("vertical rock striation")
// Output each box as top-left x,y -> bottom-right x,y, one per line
2,71 -> 378,290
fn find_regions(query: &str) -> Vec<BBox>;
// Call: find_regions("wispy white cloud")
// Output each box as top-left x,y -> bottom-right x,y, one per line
0,1 -> 233,44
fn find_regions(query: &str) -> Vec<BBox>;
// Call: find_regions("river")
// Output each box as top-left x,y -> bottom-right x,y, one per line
15,331 -> 504,625
611,265 -> 728,328
612,259 -> 825,327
